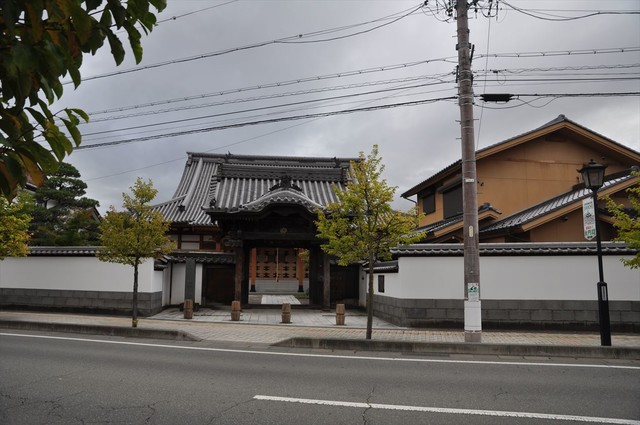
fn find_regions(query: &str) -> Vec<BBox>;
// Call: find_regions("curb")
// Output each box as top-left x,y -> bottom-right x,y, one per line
0,320 -> 200,342
274,337 -> 640,360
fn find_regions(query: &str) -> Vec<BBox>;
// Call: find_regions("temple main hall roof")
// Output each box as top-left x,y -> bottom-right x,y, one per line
153,152 -> 357,225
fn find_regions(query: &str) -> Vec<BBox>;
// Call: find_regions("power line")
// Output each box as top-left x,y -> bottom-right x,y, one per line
501,0 -> 639,21
64,2 -> 425,86
75,96 -> 458,151
86,74 -> 454,123
81,80 -> 453,137
155,0 -> 239,25
85,60 -> 452,116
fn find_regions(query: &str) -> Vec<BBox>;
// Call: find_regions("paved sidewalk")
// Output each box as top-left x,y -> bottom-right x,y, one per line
1,309 -> 639,349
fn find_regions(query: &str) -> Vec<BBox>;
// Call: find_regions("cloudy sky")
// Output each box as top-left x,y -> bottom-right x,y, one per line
54,0 -> 640,212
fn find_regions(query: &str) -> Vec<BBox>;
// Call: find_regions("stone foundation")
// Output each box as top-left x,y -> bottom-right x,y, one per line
0,288 -> 163,316
373,295 -> 640,332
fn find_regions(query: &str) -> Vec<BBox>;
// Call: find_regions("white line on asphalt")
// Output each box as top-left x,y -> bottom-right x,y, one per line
253,395 -> 640,424
1,332 -> 639,370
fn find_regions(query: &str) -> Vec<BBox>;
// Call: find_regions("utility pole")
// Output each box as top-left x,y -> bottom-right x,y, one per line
455,0 -> 482,343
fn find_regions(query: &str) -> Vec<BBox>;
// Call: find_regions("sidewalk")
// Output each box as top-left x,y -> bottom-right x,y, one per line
1,309 -> 639,359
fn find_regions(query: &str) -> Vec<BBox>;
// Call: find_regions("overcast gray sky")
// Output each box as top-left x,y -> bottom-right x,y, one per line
54,0 -> 640,212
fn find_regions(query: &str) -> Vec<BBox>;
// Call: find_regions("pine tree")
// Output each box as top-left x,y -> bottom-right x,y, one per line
30,162 -> 100,246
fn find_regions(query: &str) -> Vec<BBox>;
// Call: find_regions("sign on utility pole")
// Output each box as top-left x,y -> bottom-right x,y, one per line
583,198 -> 596,240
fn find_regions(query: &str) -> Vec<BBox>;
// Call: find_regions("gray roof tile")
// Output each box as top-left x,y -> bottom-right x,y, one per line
153,152 -> 356,225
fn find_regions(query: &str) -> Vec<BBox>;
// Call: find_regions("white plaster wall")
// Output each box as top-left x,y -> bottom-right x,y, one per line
358,268 -> 367,308
162,266 -> 171,306
170,264 -> 186,305
195,263 -> 203,304
373,273 -> 400,295
0,257 -> 156,292
382,255 -> 639,301
168,263 -> 203,304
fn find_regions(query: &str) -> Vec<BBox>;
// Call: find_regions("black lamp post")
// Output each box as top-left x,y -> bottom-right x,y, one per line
578,159 -> 611,346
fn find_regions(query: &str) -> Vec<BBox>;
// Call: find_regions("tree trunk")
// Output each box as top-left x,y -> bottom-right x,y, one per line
132,261 -> 139,328
366,254 -> 375,340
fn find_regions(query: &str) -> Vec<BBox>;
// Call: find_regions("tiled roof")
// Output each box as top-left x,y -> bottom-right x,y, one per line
481,172 -> 636,233
364,260 -> 399,273
418,203 -> 501,235
401,114 -> 639,198
28,246 -> 99,256
153,152 -> 356,224
392,241 -> 635,256
169,252 -> 235,264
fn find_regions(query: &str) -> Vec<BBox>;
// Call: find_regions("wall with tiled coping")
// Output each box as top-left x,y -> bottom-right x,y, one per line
0,253 -> 164,316
369,243 -> 640,331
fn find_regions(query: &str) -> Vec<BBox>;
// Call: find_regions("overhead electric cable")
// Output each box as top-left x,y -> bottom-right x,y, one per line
156,0 -> 239,25
81,80 -> 453,137
75,96 -> 458,151
64,2 -> 425,85
86,61 -> 452,116
501,0 -> 640,21
87,74 -> 454,123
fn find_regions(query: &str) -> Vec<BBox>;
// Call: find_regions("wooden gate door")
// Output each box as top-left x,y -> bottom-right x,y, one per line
203,266 -> 235,305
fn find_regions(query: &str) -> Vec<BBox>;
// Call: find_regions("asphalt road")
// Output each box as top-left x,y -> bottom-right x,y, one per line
1,331 -> 639,425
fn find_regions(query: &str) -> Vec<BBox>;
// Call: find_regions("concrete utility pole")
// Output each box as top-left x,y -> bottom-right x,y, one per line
455,0 -> 482,343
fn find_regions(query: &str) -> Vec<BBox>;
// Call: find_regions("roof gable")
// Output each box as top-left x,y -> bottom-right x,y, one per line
402,115 -> 640,197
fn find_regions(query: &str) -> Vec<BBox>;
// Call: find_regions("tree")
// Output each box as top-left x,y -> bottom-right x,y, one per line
0,192 -> 34,259
98,178 -> 172,327
606,172 -> 640,269
0,0 -> 167,200
30,162 -> 100,246
316,146 -> 422,340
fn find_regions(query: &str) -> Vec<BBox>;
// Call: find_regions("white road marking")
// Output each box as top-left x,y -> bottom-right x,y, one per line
1,332 -> 639,370
253,395 -> 640,424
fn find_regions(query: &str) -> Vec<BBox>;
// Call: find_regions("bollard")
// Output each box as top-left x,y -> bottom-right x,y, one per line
281,303 -> 291,324
184,299 -> 194,319
336,303 -> 345,326
231,300 -> 241,321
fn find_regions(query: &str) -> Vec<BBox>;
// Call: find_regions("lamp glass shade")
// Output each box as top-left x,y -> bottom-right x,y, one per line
579,159 -> 607,191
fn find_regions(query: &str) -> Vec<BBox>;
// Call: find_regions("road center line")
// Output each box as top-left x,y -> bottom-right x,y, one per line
1,332 -> 639,370
253,395 -> 640,424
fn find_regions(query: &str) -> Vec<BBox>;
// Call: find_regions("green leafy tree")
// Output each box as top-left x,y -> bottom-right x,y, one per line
98,178 -> 172,327
606,172 -> 640,269
30,162 -> 100,246
316,146 -> 422,339
0,0 -> 167,200
0,192 -> 34,259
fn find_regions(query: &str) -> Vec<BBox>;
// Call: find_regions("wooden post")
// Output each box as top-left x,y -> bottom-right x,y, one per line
250,248 -> 257,292
281,303 -> 291,324
184,299 -> 193,319
323,253 -> 330,311
234,249 -> 244,303
297,250 -> 304,293
336,303 -> 345,326
231,300 -> 241,321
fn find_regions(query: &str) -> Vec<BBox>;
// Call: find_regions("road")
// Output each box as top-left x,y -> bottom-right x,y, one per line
1,331 -> 639,425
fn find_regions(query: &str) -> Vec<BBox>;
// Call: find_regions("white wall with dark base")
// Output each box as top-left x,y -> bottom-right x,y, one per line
370,243 -> 639,331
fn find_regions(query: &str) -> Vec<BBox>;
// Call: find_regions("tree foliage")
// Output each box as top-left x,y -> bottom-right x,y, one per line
606,172 -> 640,269
30,162 -> 100,246
98,178 -> 172,326
316,145 -> 422,339
0,192 -> 34,259
0,0 -> 167,200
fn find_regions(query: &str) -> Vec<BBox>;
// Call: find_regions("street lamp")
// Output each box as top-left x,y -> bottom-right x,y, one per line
578,159 -> 611,346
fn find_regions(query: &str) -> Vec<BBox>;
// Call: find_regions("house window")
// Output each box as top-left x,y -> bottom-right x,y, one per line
420,192 -> 435,215
378,275 -> 385,293
442,184 -> 462,219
